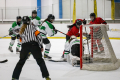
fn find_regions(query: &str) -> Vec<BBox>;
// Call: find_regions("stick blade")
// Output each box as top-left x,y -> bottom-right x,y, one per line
0,59 -> 8,63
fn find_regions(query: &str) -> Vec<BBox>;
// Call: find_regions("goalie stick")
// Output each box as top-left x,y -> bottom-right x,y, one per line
0,59 -> 8,63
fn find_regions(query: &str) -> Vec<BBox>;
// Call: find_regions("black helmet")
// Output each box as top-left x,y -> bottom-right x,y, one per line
76,20 -> 82,25
48,14 -> 55,20
16,16 -> 22,20
32,10 -> 37,14
22,16 -> 31,24
90,13 -> 96,17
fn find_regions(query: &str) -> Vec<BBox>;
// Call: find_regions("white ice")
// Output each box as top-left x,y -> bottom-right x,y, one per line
0,39 -> 120,80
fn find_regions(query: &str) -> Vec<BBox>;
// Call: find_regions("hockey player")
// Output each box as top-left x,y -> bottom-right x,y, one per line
63,35 -> 81,66
89,13 -> 107,54
8,16 -> 22,52
61,19 -> 86,58
39,14 -> 57,59
66,19 -> 86,41
29,10 -> 41,27
66,19 -> 82,41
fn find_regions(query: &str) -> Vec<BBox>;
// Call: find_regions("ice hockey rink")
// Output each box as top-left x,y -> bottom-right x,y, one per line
1,0 -> 120,80
0,39 -> 120,80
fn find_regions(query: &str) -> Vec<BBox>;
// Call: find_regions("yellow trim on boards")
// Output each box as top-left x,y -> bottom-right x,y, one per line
0,37 -> 120,40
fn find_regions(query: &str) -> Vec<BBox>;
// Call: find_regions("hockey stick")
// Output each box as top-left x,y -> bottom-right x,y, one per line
49,59 -> 67,62
55,29 -> 68,36
0,59 -> 8,63
0,34 -> 9,39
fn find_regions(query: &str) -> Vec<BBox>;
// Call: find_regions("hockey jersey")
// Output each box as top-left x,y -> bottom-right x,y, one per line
89,17 -> 107,35
64,39 -> 80,54
29,16 -> 41,27
67,19 -> 83,37
9,22 -> 22,37
38,21 -> 56,38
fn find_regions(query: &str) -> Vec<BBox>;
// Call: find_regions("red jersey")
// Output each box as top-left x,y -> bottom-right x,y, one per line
67,19 -> 83,37
89,17 -> 107,24
89,17 -> 107,35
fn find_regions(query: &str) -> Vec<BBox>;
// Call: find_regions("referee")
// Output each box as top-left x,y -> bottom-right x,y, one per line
12,16 -> 51,80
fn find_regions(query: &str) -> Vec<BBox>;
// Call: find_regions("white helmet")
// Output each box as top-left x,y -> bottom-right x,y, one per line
70,35 -> 77,39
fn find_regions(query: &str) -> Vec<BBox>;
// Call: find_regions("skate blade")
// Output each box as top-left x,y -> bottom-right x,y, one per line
44,58 -> 52,61
16,52 -> 20,54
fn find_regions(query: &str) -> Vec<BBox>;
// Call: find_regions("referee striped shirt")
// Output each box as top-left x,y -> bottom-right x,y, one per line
20,24 -> 43,48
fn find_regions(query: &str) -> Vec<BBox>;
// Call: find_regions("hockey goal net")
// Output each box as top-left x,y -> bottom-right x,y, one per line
80,24 -> 120,71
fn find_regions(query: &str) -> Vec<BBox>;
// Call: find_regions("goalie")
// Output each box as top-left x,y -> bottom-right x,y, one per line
63,35 -> 81,66
88,13 -> 107,54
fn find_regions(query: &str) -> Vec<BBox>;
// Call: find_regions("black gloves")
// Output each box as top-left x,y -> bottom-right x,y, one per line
52,25 -> 58,34
54,29 -> 58,34
83,20 -> 86,25
9,31 -> 13,35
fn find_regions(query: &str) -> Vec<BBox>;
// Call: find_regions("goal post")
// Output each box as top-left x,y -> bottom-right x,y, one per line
80,24 -> 120,71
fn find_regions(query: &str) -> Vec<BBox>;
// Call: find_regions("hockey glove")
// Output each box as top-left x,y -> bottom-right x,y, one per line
83,20 -> 86,25
54,29 -> 58,34
9,31 -> 13,35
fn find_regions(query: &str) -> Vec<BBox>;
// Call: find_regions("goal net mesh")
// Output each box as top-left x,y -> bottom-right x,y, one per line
80,24 -> 120,71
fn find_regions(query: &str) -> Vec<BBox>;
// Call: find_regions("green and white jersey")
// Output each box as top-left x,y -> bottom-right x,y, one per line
38,21 -> 56,38
29,16 -> 41,27
64,39 -> 80,54
9,22 -> 22,37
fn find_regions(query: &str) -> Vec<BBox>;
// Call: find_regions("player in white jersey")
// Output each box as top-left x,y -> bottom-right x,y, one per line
8,16 -> 22,53
39,14 -> 57,59
63,36 -> 81,66
29,10 -> 41,27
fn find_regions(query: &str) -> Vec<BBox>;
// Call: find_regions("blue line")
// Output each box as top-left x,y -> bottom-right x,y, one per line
59,0 -> 63,19
37,0 -> 41,18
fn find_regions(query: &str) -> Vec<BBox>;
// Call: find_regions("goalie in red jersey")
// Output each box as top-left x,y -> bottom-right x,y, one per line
88,13 -> 107,54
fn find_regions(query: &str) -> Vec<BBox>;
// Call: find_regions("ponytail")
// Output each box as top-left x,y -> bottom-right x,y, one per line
40,18 -> 48,26
19,24 -> 27,35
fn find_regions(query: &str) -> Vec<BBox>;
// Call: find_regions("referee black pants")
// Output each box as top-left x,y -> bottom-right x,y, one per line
12,42 -> 49,79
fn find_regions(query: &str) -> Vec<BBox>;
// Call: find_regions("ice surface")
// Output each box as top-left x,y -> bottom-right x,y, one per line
0,39 -> 120,80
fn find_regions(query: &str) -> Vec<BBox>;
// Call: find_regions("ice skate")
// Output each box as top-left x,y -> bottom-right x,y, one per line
8,46 -> 13,52
12,78 -> 18,80
45,76 -> 51,80
16,47 -> 20,54
44,54 -> 52,60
